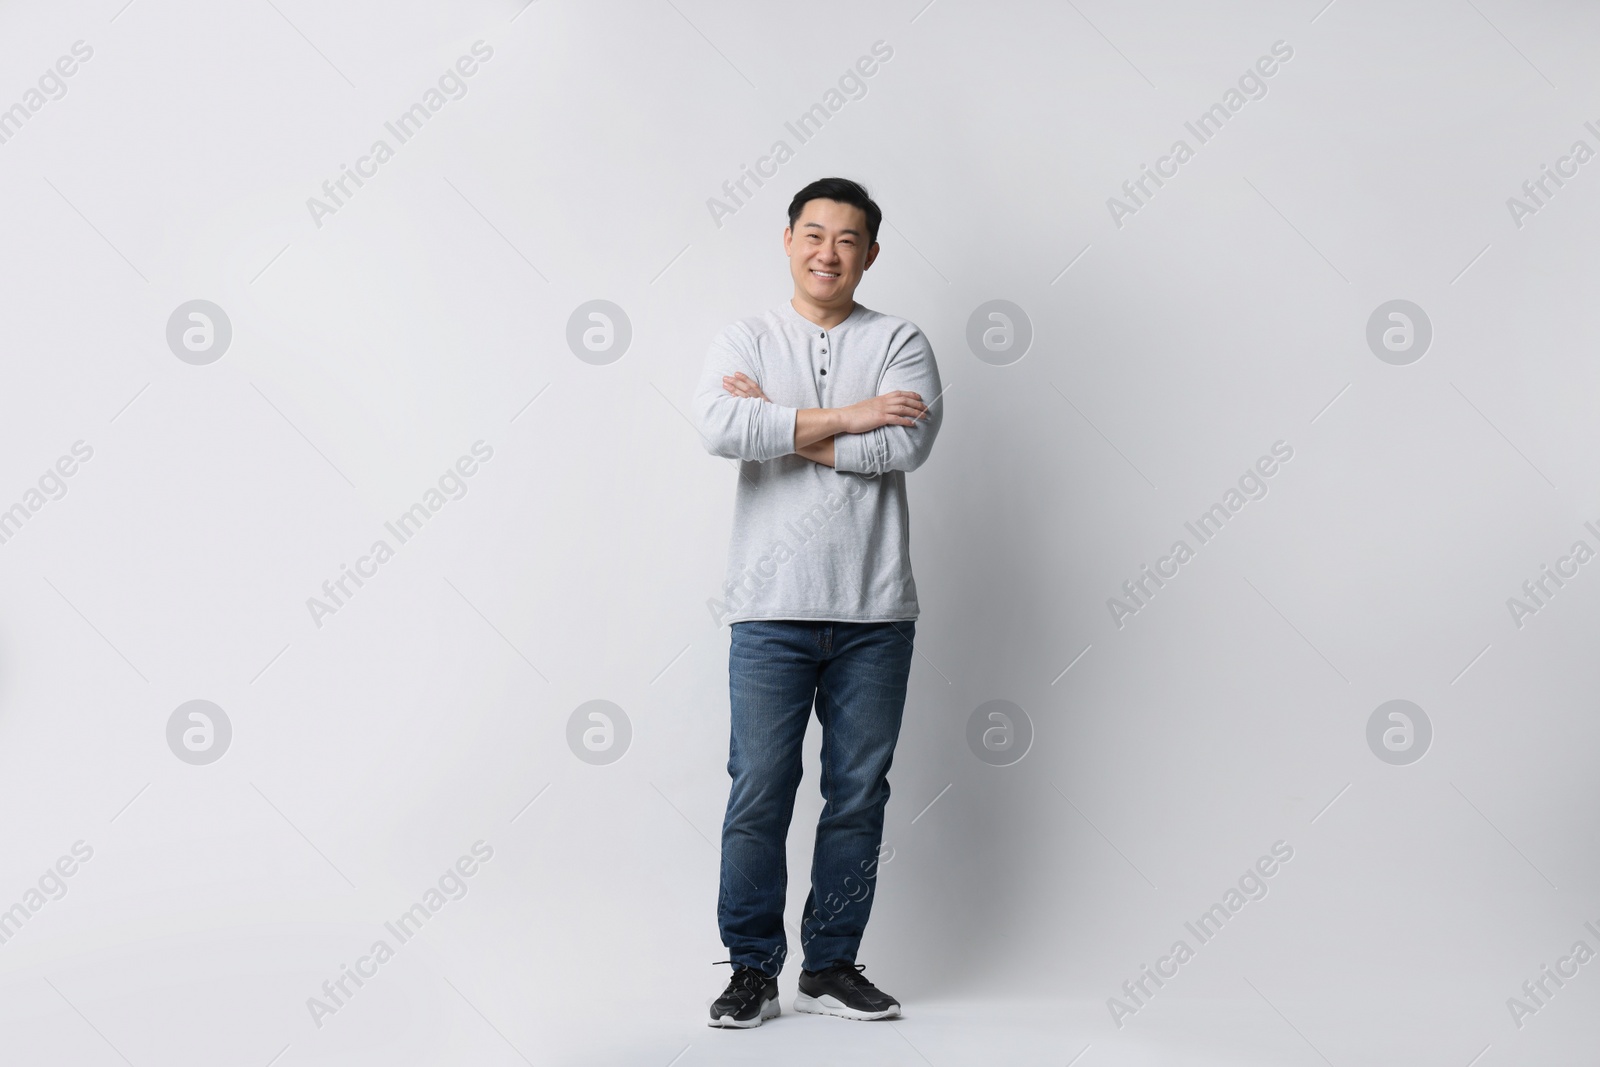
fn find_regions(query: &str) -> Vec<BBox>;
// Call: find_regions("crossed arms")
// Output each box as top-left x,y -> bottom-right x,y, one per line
693,333 -> 942,476
720,372 -> 928,469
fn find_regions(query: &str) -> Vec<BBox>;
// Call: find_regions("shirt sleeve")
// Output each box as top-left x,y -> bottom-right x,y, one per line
832,325 -> 943,476
693,328 -> 798,462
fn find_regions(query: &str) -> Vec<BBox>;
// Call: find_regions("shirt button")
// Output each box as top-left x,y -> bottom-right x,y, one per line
820,368 -> 827,375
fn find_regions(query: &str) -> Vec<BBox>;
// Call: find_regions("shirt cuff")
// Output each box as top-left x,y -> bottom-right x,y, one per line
760,404 -> 799,461
832,430 -> 878,475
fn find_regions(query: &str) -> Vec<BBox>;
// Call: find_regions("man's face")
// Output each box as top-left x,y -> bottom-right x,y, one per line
784,198 -> 878,306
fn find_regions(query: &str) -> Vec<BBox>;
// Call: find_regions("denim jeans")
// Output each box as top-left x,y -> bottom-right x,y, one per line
717,619 -> 916,976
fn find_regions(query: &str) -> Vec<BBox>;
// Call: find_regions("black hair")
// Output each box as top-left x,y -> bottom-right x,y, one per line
786,177 -> 882,246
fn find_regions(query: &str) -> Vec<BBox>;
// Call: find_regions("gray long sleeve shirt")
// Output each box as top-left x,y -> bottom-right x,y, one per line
695,300 -> 942,626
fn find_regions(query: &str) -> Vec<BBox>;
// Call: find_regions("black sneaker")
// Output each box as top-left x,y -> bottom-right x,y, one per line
794,963 -> 900,1020
708,965 -> 780,1028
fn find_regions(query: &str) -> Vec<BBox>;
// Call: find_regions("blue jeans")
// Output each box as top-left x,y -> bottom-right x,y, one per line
718,619 -> 916,976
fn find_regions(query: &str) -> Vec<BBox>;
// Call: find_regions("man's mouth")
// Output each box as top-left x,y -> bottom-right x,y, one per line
811,269 -> 840,280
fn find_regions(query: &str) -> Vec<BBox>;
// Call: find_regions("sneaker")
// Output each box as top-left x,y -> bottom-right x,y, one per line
794,963 -> 900,1020
708,965 -> 780,1028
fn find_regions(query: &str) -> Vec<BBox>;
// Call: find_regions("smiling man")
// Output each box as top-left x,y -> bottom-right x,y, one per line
693,177 -> 943,1028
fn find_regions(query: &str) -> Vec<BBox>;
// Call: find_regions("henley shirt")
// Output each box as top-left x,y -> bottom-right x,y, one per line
695,300 -> 942,625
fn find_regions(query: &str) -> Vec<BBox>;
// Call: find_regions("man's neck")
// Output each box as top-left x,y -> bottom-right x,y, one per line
790,295 -> 856,332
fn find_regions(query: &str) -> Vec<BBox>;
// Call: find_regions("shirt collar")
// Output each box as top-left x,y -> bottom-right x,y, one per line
780,298 -> 867,334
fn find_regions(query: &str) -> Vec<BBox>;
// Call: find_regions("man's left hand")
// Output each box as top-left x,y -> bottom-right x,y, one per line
722,372 -> 770,402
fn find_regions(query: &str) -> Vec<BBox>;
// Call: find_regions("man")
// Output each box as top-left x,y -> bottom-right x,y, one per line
693,177 -> 943,1028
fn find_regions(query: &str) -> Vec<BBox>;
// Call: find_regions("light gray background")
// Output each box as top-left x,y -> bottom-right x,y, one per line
2,0 -> 1597,1064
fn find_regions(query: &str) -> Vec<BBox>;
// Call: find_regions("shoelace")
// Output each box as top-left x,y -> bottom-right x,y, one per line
825,963 -> 885,1000
711,960 -> 769,1001
825,963 -> 868,985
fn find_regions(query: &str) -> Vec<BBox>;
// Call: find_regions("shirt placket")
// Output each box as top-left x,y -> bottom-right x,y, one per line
815,326 -> 830,397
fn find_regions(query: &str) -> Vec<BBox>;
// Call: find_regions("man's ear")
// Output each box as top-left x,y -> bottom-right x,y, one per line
782,226 -> 793,255
864,241 -> 880,270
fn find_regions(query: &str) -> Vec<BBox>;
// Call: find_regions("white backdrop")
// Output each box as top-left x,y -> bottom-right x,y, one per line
3,0 -> 1599,1064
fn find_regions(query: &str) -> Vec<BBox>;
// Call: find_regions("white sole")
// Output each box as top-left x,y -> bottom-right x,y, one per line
793,991 -> 900,1021
708,997 -> 780,1028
